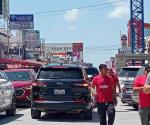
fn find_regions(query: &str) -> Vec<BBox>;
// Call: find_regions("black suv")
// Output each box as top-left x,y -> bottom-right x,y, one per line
31,64 -> 92,120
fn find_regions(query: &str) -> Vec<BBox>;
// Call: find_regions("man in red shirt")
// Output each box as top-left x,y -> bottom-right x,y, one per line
133,64 -> 150,125
92,64 -> 116,125
108,69 -> 121,94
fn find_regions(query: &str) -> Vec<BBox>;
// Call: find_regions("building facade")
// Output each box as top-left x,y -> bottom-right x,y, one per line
45,42 -> 83,64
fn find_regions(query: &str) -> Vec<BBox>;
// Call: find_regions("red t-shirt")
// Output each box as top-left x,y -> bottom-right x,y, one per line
110,74 -> 119,86
92,74 -> 114,103
133,75 -> 150,108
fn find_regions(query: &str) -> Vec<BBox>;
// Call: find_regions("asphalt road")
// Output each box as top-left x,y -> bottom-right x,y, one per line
0,99 -> 141,125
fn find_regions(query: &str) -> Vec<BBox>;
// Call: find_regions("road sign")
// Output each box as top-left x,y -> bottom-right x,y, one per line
22,30 -> 39,42
9,15 -> 34,29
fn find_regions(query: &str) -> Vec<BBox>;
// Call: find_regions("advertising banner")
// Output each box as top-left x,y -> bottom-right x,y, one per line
9,15 -> 34,29
22,30 -> 40,49
72,43 -> 83,61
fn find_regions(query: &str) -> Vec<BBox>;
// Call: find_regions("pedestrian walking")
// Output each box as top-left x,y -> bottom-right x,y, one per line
92,64 -> 116,125
108,68 -> 121,94
133,64 -> 150,125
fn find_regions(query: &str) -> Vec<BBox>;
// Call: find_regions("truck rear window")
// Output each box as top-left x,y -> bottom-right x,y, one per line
37,68 -> 83,79
119,68 -> 140,77
85,67 -> 99,76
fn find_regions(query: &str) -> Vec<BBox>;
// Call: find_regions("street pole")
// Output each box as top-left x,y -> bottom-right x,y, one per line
6,15 -> 10,58
22,41 -> 26,60
43,40 -> 45,59
5,0 -> 9,58
18,42 -> 20,59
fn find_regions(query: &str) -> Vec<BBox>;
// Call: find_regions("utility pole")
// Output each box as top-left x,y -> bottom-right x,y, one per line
6,13 -> 10,58
22,41 -> 26,60
1,0 -> 10,58
18,42 -> 20,59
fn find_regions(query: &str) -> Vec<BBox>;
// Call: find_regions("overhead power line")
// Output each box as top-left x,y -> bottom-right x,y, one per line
34,0 -> 128,15
36,3 -> 127,18
84,44 -> 120,48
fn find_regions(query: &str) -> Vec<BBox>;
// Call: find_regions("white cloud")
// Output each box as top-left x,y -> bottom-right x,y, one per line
64,9 -> 81,22
67,25 -> 78,30
108,6 -> 129,18
107,0 -> 129,18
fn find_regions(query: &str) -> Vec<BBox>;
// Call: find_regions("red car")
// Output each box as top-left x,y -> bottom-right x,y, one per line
4,69 -> 36,107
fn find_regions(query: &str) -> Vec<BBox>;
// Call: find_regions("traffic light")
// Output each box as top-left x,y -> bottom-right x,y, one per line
0,0 -> 2,15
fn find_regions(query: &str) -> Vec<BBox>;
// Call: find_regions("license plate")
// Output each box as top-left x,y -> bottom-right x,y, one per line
54,89 -> 65,95
125,81 -> 131,84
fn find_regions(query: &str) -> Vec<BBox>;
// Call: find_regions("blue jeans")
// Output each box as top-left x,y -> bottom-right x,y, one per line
97,102 -> 115,125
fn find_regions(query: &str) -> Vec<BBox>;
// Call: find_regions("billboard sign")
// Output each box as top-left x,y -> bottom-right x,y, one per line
72,43 -> 83,61
9,15 -> 34,29
22,30 -> 40,49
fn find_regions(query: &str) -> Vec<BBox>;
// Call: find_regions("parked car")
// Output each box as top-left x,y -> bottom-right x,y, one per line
118,66 -> 141,104
31,64 -> 92,120
4,69 -> 36,107
85,67 -> 99,82
0,71 -> 16,116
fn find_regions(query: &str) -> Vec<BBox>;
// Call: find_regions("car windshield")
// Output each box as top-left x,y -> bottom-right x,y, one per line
38,68 -> 83,79
5,71 -> 31,81
85,67 -> 99,76
119,68 -> 140,77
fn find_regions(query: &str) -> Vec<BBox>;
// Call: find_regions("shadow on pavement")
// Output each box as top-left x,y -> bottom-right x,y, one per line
125,108 -> 138,111
0,114 -> 24,125
38,110 -> 99,123
116,110 -> 131,112
16,105 -> 30,108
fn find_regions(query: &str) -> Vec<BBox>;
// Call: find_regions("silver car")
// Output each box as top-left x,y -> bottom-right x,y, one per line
131,66 -> 145,109
118,66 -> 141,104
0,71 -> 16,116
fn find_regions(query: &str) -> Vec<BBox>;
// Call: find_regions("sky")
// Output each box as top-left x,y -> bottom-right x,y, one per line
9,0 -> 150,67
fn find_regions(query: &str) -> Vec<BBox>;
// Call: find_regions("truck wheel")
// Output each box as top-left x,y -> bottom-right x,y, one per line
31,107 -> 41,119
83,109 -> 92,120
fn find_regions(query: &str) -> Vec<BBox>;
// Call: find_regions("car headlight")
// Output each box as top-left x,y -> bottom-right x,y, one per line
23,86 -> 32,90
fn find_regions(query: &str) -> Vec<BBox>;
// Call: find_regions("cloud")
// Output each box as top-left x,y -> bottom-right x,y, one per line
67,25 -> 78,30
108,6 -> 129,18
64,9 -> 81,22
107,0 -> 129,18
